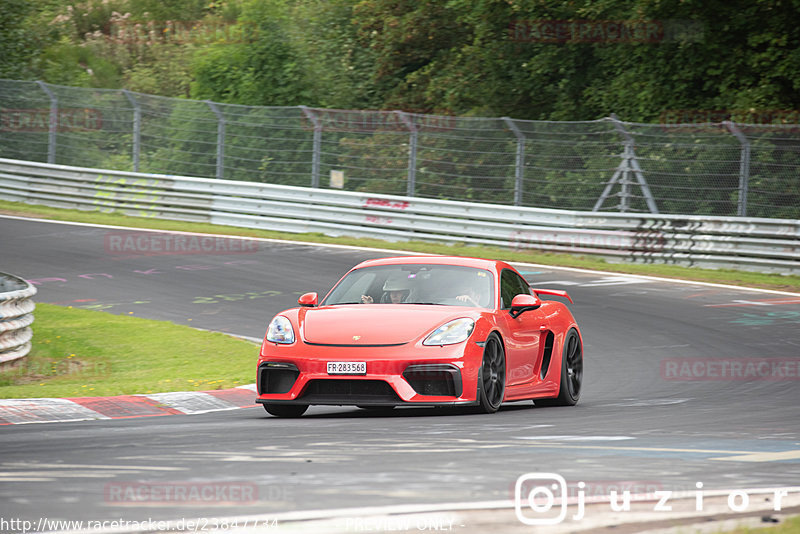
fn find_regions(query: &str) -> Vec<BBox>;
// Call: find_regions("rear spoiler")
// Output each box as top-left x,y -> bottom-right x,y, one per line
531,288 -> 573,304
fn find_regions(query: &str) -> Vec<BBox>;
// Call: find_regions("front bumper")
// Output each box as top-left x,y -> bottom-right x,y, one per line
256,342 -> 481,406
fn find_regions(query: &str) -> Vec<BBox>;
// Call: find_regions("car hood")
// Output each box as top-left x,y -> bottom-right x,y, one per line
300,305 -> 479,345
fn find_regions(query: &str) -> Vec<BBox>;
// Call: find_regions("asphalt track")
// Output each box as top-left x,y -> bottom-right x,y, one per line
1,216 -> 800,532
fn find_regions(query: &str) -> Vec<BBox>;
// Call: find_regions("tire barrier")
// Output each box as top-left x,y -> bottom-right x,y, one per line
0,272 -> 36,366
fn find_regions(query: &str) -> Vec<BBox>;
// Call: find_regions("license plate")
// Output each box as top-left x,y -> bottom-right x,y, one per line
327,361 -> 366,375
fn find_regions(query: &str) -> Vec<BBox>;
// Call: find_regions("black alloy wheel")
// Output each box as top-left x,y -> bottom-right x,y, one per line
477,333 -> 506,413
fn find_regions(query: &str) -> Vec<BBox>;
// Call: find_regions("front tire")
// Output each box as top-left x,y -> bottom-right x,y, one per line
537,328 -> 582,407
263,404 -> 308,418
477,333 -> 506,413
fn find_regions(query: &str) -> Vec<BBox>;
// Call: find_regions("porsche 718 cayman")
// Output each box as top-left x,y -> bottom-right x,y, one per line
256,256 -> 583,417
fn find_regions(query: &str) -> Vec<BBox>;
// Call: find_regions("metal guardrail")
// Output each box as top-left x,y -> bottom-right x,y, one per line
0,272 -> 37,365
1,157 -> 798,274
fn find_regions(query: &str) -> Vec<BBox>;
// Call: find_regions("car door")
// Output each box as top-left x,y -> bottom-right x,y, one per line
498,269 -> 542,386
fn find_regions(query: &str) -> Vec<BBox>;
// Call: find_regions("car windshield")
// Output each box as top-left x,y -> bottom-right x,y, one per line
321,264 -> 495,308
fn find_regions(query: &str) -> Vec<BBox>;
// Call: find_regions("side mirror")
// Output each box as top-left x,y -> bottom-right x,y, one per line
297,292 -> 318,307
509,293 -> 541,318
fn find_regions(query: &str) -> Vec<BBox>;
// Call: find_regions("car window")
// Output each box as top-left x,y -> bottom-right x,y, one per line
500,269 -> 531,309
320,270 -> 377,304
322,264 -> 495,308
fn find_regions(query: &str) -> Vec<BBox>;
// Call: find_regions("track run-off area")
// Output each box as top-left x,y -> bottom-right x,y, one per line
1,215 -> 799,533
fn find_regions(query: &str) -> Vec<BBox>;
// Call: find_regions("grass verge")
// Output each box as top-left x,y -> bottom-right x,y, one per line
2,200 -> 800,292
0,303 -> 259,399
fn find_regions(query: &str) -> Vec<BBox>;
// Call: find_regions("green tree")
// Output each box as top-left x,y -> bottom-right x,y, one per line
290,0 -> 381,109
352,0 -> 471,112
189,0 -> 312,105
0,0 -> 43,79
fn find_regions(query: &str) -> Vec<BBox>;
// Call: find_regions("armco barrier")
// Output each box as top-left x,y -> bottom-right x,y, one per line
1,157 -> 798,274
0,272 -> 37,366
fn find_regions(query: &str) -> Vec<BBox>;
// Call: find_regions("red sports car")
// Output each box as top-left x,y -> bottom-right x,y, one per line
256,256 -> 583,417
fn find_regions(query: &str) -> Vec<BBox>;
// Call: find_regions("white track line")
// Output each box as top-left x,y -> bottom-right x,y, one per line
44,487 -> 800,533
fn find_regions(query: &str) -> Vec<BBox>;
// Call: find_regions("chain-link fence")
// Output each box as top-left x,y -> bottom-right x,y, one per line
1,79 -> 798,219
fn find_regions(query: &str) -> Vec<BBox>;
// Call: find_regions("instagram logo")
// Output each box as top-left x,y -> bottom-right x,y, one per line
515,473 -> 581,525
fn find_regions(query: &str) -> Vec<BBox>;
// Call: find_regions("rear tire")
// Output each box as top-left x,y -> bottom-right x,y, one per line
536,328 -> 582,407
263,404 -> 308,418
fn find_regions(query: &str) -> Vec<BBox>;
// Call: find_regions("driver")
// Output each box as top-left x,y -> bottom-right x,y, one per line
361,274 -> 414,304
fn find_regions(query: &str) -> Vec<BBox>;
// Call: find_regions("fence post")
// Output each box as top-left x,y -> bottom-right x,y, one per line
121,90 -> 141,172
35,81 -> 57,164
620,149 -> 631,212
205,100 -> 225,179
724,121 -> 750,217
395,111 -> 417,197
299,106 -> 322,188
502,117 -> 525,206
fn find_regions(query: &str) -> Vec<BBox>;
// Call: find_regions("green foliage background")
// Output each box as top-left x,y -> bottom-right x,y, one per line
3,0 -> 798,122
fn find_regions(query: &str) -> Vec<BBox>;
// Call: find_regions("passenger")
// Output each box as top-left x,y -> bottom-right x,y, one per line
455,286 -> 482,307
454,278 -> 489,307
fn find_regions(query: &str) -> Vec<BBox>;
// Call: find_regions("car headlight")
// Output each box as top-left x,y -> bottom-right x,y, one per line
266,316 -> 295,344
423,318 -> 475,346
